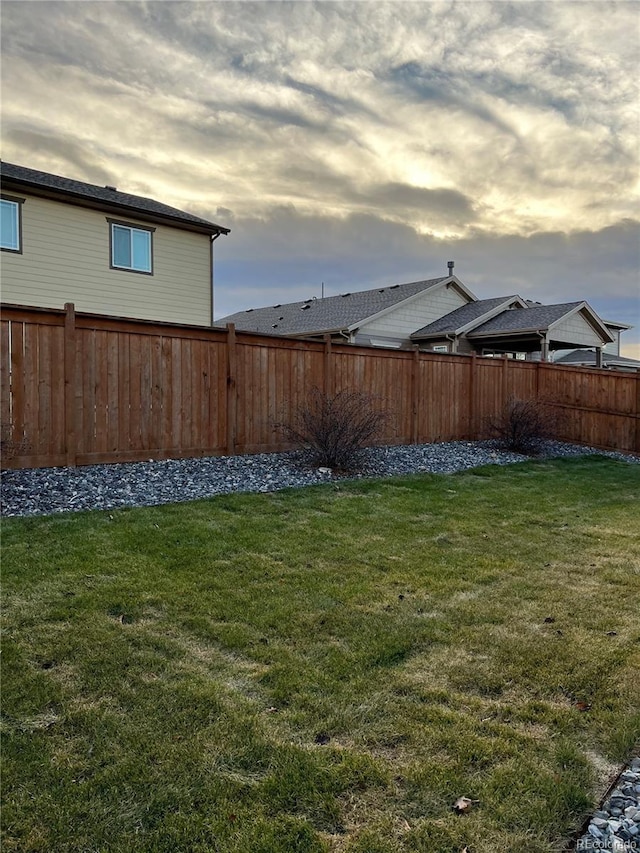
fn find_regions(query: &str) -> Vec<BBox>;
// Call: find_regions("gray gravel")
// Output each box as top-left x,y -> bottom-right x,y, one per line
1,440 -> 637,518
576,757 -> 640,852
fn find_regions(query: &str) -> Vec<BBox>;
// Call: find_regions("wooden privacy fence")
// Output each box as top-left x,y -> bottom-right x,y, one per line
1,303 -> 638,469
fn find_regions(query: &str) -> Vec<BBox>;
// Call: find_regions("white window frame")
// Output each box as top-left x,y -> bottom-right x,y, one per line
1,195 -> 23,253
432,344 -> 449,353
108,219 -> 155,275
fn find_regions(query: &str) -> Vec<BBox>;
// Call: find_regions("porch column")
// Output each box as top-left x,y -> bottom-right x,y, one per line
540,335 -> 550,362
595,347 -> 603,368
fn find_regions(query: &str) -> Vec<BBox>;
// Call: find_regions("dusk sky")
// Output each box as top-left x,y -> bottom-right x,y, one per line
2,1 -> 639,354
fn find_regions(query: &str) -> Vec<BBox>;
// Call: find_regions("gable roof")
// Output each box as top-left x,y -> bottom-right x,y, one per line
217,276 -> 469,336
467,301 -> 612,342
0,161 -> 230,236
411,296 -> 522,339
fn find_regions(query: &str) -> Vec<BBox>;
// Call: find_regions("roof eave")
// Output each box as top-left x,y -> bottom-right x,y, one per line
604,320 -> 632,331
289,326 -> 350,338
1,175 -> 230,236
468,327 -> 548,339
410,329 -> 455,341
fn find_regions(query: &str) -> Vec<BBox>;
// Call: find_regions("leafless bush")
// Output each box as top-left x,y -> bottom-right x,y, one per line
486,396 -> 557,454
276,387 -> 390,470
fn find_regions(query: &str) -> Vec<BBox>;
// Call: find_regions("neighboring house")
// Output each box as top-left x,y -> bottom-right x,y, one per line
553,320 -> 640,371
0,162 -> 229,326
409,295 -> 529,352
554,350 -> 640,372
218,269 -> 621,363
415,300 -> 614,363
218,272 -> 477,348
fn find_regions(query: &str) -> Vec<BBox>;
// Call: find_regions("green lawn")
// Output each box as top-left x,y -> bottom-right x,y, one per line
2,456 -> 639,853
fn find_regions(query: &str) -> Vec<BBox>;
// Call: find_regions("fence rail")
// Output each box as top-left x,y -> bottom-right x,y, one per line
1,302 -> 638,469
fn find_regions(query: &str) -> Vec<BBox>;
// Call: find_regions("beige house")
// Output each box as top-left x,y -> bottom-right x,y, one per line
0,162 -> 229,326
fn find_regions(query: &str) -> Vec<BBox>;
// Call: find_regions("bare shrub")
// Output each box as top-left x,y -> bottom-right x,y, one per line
276,387 -> 389,470
486,396 -> 557,454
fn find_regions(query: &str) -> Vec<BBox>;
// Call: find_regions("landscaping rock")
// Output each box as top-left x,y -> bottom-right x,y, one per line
576,757 -> 640,852
1,440 -> 637,519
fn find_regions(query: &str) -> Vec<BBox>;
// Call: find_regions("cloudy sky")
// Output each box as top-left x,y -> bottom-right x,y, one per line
2,0 -> 639,354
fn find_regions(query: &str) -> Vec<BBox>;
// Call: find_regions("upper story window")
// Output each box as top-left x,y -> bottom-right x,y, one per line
1,195 -> 23,252
108,220 -> 155,274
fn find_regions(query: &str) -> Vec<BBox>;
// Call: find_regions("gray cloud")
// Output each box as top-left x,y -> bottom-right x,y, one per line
1,0 -> 638,352
213,210 -> 640,352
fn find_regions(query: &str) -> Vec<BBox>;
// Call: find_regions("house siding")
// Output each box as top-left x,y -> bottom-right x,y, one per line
1,193 -> 212,325
604,329 -> 620,355
551,312 -> 604,348
358,285 -> 469,345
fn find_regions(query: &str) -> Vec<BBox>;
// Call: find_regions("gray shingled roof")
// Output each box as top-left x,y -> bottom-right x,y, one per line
0,161 -> 229,234
555,350 -> 640,368
411,296 -> 518,338
468,302 -> 584,335
217,277 -> 450,335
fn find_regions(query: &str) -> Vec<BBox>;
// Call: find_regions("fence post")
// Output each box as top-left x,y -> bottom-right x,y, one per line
226,323 -> 237,455
324,334 -> 333,396
411,347 -> 419,444
63,302 -> 78,467
502,354 -> 509,405
636,372 -> 640,454
469,353 -> 477,438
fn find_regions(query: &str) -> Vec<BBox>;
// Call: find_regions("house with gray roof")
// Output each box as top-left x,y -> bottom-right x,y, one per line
218,272 -> 477,348
1,161 -> 229,326
219,271 -> 626,365
554,349 -> 640,372
553,319 -> 639,371
464,301 -> 614,362
410,295 -> 528,351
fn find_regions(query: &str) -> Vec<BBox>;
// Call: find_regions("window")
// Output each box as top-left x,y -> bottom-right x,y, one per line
1,196 -> 23,252
432,344 -> 448,353
109,220 -> 154,273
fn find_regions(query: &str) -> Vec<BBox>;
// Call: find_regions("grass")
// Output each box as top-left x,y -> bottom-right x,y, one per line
1,455 -> 639,853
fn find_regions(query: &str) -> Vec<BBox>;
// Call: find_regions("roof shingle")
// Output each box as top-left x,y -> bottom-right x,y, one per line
468,302 -> 584,335
411,296 -> 519,338
217,277 -> 450,335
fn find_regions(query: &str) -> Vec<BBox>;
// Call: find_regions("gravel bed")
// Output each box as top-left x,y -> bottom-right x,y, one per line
575,757 -> 640,851
1,440 -> 637,519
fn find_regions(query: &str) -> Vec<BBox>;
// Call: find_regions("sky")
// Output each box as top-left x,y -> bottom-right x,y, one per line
1,0 -> 639,355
